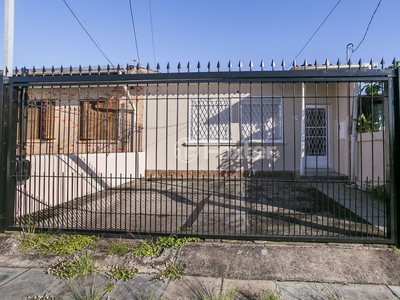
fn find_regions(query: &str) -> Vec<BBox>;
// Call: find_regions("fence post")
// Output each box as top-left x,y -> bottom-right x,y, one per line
0,79 -> 18,232
0,77 -> 5,231
394,68 -> 400,247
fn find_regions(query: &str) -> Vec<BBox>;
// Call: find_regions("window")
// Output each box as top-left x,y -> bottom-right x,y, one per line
80,100 -> 118,140
25,100 -> 55,140
190,98 -> 230,142
356,95 -> 384,133
240,97 -> 282,141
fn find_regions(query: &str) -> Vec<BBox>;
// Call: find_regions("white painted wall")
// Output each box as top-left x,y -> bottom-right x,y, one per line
15,152 -> 145,217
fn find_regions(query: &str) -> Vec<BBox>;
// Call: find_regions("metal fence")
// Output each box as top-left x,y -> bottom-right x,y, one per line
1,61 -> 399,245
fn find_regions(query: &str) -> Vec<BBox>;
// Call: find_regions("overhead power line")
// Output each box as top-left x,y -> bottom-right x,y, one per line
288,0 -> 342,69
352,0 -> 382,54
62,0 -> 114,67
128,0 -> 141,64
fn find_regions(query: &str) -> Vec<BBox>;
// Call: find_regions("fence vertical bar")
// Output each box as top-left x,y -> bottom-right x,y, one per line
393,68 -> 400,246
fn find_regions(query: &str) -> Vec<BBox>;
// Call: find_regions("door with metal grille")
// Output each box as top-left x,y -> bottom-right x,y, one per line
305,106 -> 328,168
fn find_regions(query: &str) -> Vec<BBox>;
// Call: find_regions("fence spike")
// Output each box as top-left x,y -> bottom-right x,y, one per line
136,63 -> 140,73
370,58 -> 374,68
107,64 -> 111,74
358,58 -> 362,69
97,65 -> 101,75
207,61 -> 211,72
303,59 -> 307,70
69,65 -> 73,76
32,66 -> 36,76
177,62 -> 181,73
217,61 -> 221,71
238,60 -> 242,71
228,60 -> 232,71
4,66 -> 8,76
187,61 -> 191,72
380,57 -> 385,69
260,60 -> 265,71
197,61 -> 201,72
336,58 -> 341,69
392,57 -> 397,67
281,59 -> 285,70
79,65 -> 83,75
117,64 -> 121,73
60,65 -> 64,76
42,66 -> 46,76
313,59 -> 318,67
166,62 -> 170,71
126,63 -> 129,71
325,59 -> 329,70
21,67 -> 27,76
51,66 -> 55,75
249,60 -> 253,71
292,59 -> 296,70
347,58 -> 352,69
88,65 -> 92,75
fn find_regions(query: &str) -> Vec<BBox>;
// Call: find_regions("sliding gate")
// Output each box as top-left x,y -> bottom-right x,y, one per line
1,63 -> 399,245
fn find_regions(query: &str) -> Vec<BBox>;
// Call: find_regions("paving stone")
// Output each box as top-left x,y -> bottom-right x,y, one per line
277,282 -> 398,300
108,273 -> 167,300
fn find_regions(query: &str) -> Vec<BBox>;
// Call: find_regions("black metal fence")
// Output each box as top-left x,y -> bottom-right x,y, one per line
1,61 -> 399,245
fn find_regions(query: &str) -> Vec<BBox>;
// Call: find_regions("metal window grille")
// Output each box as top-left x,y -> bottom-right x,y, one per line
190,98 -> 230,141
240,97 -> 282,141
305,108 -> 327,156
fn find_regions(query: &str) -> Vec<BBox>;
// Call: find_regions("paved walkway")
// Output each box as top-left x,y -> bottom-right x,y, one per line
1,268 -> 400,299
0,235 -> 400,299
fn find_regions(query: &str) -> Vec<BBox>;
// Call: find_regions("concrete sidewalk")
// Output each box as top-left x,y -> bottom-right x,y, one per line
1,268 -> 399,299
0,234 -> 400,299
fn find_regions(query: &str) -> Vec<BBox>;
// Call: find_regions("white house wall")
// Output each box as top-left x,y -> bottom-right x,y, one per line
143,82 -> 347,176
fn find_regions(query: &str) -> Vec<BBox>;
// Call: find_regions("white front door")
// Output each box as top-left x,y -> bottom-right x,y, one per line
305,105 -> 328,168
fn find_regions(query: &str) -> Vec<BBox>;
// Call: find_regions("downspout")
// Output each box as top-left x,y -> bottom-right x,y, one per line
300,82 -> 306,176
350,83 -> 361,181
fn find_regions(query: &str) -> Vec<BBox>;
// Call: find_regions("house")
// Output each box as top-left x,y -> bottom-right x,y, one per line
16,62 -> 387,217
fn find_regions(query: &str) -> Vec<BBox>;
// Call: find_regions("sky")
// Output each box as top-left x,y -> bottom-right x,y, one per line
1,0 -> 399,72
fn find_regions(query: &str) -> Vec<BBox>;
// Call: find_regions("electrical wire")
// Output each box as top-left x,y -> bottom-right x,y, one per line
62,0 -> 114,67
351,0 -> 382,54
128,0 -> 141,64
288,0 -> 342,69
148,0 -> 157,66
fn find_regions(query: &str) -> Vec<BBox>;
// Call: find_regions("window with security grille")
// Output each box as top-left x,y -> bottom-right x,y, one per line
190,98 -> 230,141
25,100 -> 56,140
80,100 -> 118,140
240,97 -> 283,141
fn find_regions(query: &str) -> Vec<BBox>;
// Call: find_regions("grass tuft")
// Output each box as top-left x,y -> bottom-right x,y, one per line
47,251 -> 96,280
156,260 -> 185,281
107,265 -> 138,281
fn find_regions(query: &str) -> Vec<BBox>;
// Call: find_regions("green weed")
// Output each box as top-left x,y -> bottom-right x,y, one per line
107,265 -> 138,281
156,260 -> 185,281
108,235 -> 200,257
19,233 -> 98,255
107,239 -> 133,255
256,289 -> 281,300
47,251 -> 96,280
21,215 -> 36,235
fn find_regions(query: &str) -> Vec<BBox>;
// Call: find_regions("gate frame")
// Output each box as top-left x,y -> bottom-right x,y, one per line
0,67 -> 399,246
